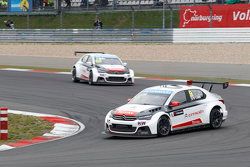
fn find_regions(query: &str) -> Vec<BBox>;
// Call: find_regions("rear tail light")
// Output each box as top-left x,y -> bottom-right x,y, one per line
219,99 -> 224,104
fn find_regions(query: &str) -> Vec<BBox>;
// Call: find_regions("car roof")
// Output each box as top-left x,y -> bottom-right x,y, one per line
143,85 -> 203,94
86,53 -> 119,59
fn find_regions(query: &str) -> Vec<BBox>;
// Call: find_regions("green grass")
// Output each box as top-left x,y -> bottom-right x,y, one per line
0,64 -> 249,84
0,114 -> 53,144
0,10 -> 179,29
0,64 -> 70,72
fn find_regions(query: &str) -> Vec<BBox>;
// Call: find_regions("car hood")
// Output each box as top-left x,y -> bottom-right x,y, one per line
113,104 -> 161,116
99,65 -> 126,72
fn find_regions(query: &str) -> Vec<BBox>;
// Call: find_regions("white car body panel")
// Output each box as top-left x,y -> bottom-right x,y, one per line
104,84 -> 228,137
72,53 -> 134,85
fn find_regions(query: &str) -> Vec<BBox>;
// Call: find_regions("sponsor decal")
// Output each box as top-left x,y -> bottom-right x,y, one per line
173,110 -> 184,116
185,110 -> 204,118
143,89 -> 173,95
182,8 -> 222,27
138,121 -> 146,126
9,0 -> 32,12
180,4 -> 250,28
173,118 -> 202,129
232,9 -> 250,21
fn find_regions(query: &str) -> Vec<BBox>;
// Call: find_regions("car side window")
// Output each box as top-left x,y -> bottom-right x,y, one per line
86,56 -> 92,64
81,56 -> 88,63
171,91 -> 187,105
188,89 -> 206,101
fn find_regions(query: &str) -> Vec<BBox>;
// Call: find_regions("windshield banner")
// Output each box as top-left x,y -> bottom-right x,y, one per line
179,4 -> 250,28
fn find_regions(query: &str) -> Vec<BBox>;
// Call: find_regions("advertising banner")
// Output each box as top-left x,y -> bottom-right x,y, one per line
179,4 -> 250,28
8,0 -> 32,12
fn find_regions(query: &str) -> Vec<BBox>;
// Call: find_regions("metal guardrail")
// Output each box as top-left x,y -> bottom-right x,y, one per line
0,29 -> 173,42
1,28 -> 250,43
173,28 -> 250,43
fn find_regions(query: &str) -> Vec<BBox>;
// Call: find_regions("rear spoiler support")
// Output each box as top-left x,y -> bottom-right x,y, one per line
74,51 -> 105,56
187,80 -> 229,92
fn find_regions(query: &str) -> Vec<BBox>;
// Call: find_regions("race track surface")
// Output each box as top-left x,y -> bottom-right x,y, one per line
0,71 -> 250,167
1,56 -> 250,80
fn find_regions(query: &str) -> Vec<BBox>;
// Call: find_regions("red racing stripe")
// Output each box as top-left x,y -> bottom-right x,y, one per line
173,118 -> 202,129
114,110 -> 137,117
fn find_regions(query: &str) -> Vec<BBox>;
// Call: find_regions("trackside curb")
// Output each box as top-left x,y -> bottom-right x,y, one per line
0,110 -> 85,151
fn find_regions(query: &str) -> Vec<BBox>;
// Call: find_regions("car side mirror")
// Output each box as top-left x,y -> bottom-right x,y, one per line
169,101 -> 181,108
123,62 -> 127,67
86,62 -> 92,66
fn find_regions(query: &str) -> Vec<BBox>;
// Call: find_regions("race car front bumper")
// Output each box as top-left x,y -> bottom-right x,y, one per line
104,124 -> 156,138
104,118 -> 157,137
93,70 -> 134,84
97,74 -> 133,84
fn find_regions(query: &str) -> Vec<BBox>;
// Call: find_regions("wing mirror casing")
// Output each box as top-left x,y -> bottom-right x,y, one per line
123,62 -> 128,67
169,101 -> 181,108
86,62 -> 92,66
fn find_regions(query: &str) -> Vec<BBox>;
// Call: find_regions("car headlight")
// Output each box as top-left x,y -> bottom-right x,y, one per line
97,68 -> 106,73
138,114 -> 153,120
108,110 -> 114,118
125,68 -> 130,74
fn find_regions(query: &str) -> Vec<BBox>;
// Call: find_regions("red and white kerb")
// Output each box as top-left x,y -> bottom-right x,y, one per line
0,107 -> 8,140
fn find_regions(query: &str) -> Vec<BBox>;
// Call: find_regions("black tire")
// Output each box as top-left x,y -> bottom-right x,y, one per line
157,116 -> 171,137
210,108 -> 223,129
72,68 -> 80,83
88,71 -> 94,85
126,82 -> 134,86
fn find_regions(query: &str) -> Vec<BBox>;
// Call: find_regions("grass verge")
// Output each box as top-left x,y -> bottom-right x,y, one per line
0,114 -> 53,144
0,10 -> 179,29
0,65 -> 70,72
0,64 -> 249,84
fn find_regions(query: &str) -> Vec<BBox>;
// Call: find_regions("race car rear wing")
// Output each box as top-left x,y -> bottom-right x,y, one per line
187,80 -> 229,92
74,51 -> 105,56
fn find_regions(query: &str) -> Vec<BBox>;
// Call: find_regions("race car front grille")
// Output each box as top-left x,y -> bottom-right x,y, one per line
112,115 -> 137,121
107,71 -> 126,75
109,124 -> 136,132
106,77 -> 126,82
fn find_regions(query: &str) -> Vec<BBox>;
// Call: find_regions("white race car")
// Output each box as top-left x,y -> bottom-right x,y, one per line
72,52 -> 134,85
104,81 -> 229,137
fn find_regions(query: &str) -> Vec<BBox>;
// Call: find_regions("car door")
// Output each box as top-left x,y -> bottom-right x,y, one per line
82,56 -> 93,79
167,90 -> 205,130
76,55 -> 89,80
184,89 -> 207,125
167,90 -> 189,130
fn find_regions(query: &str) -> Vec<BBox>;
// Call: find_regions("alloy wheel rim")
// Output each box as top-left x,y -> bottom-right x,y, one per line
212,111 -> 223,128
159,119 -> 169,135
72,69 -> 76,80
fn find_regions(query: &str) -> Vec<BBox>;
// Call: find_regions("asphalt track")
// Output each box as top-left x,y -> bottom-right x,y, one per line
1,56 -> 250,80
0,70 -> 250,167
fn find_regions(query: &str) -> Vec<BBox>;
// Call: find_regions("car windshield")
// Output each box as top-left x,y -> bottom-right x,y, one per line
95,57 -> 122,65
128,89 -> 172,106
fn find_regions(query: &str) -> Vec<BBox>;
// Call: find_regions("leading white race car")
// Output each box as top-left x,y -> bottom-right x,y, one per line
104,81 -> 229,137
72,52 -> 134,85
